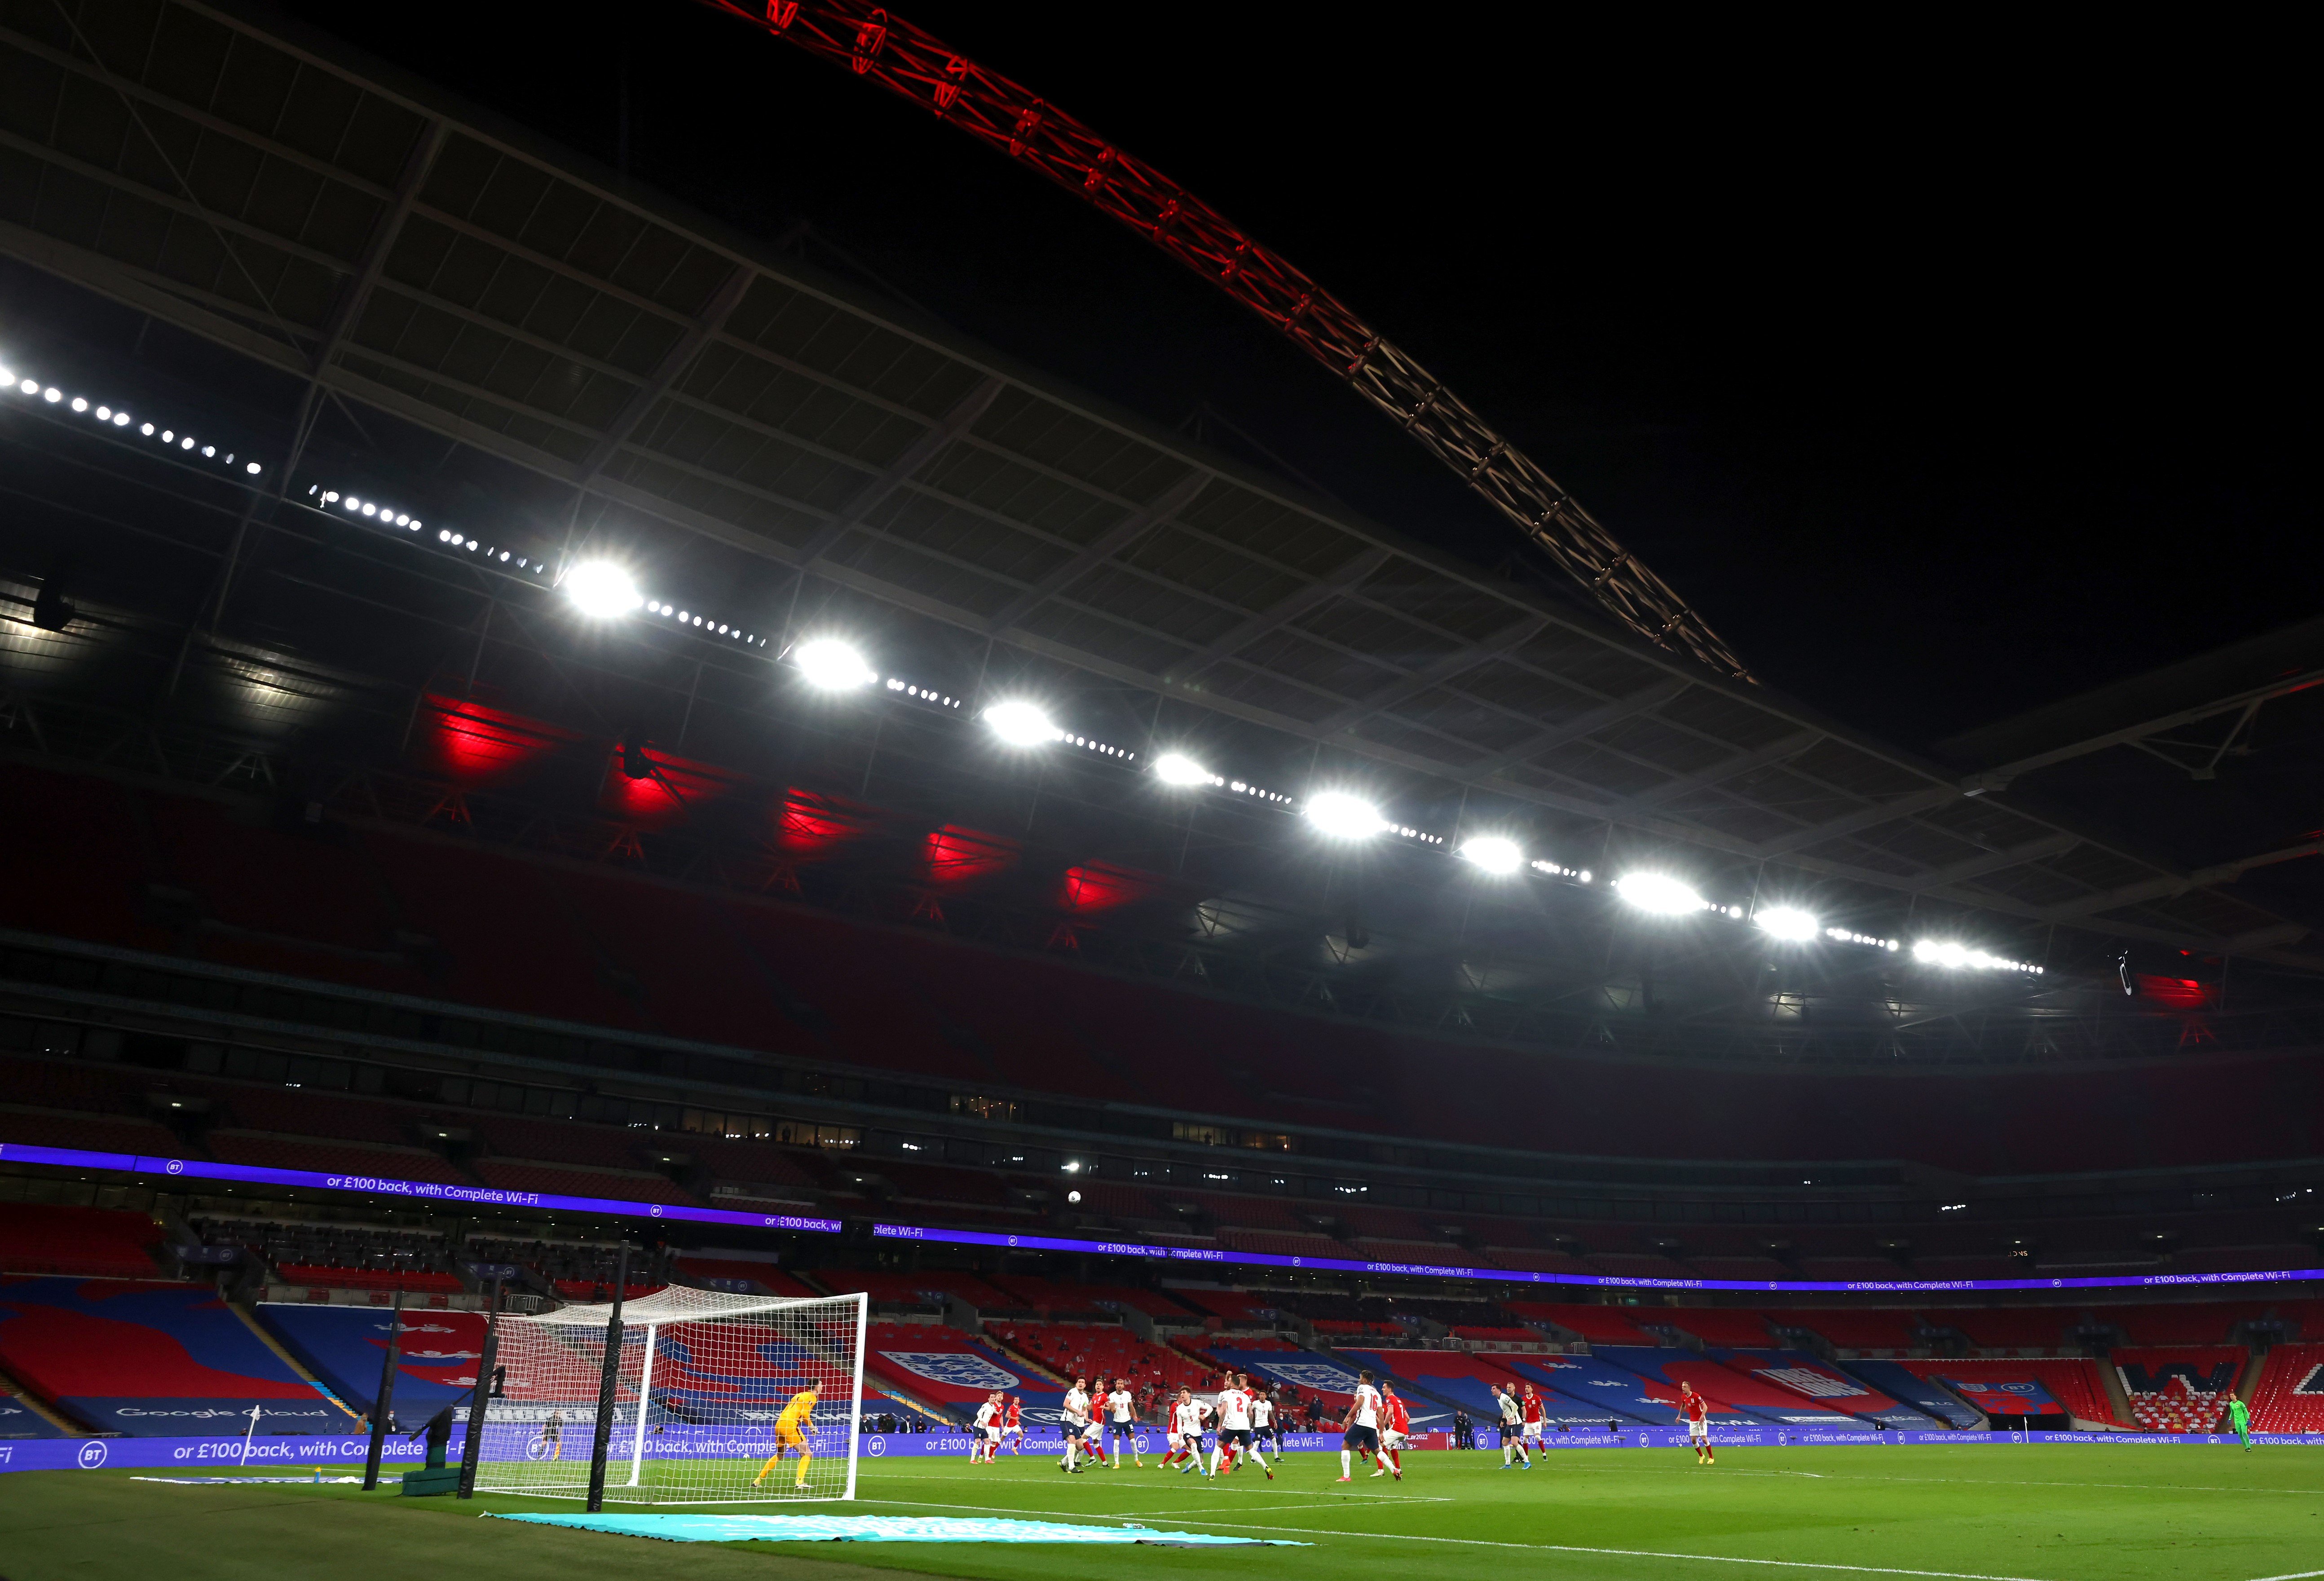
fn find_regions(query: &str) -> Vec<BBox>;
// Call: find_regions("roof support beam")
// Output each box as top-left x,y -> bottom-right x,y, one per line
1465,676 -> 1691,775
1983,667 -> 2324,785
1164,547 -> 1391,682
2039,839 -> 2324,922
1751,783 -> 1965,857
983,468 -> 1211,634
313,121 -> 447,377
575,264 -> 754,483
1903,831 -> 2081,893
795,376 -> 1005,564
1621,728 -> 1821,811
1314,615 -> 1552,733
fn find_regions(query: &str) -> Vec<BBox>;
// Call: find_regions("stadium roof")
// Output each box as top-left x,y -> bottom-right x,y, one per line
0,0 -> 2315,982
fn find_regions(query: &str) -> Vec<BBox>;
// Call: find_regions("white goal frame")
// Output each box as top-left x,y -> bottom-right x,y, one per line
469,1285 -> 868,1506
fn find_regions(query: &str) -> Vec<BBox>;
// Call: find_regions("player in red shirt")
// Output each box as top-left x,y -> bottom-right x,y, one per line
1521,1383 -> 1545,1456
1004,1395 -> 1023,1455
1678,1381 -> 1714,1465
1376,1386 -> 1410,1480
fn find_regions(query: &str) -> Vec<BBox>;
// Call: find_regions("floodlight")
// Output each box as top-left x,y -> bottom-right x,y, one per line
1458,835 -> 1525,875
1303,791 -> 1385,840
562,559 -> 640,617
983,700 -> 1058,745
1067,1189 -> 1083,1204
792,638 -> 876,689
1911,938 -> 2038,973
1152,752 -> 1211,786
1754,906 -> 1820,941
1614,872 -> 1704,914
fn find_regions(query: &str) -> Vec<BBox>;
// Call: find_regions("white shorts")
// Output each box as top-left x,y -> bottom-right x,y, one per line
1688,1420 -> 1711,1441
1381,1430 -> 1407,1451
1522,1423 -> 1543,1442
983,1427 -> 1001,1442
1003,1426 -> 1022,1436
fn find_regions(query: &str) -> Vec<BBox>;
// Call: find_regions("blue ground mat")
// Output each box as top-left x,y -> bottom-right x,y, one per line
487,1512 -> 1307,1545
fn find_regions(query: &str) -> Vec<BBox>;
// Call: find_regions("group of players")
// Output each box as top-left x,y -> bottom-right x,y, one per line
963,1371 -> 1721,1476
963,1367 -> 1420,1482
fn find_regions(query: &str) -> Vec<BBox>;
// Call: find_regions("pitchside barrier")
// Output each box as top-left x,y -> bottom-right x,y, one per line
5,1427 -> 2323,1475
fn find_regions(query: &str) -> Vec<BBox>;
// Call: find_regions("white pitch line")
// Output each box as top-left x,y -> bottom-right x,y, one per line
2245,1572 -> 2324,1581
852,1498 -> 2051,1580
1574,1466 -> 2324,1497
865,1470 -> 1446,1501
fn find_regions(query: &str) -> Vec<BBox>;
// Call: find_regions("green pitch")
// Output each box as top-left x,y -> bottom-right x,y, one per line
4,1446 -> 2320,1581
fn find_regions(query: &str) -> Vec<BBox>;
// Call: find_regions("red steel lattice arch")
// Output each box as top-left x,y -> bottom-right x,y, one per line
702,0 -> 1753,682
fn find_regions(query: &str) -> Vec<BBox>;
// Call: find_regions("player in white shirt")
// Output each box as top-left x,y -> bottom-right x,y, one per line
1249,1387 -> 1278,1465
1208,1370 -> 1274,1480
1493,1382 -> 1533,1468
1101,1377 -> 1142,1468
970,1391 -> 1002,1463
1160,1386 -> 1191,1471
1058,1376 -> 1093,1473
1337,1369 -> 1384,1484
1170,1387 -> 1213,1475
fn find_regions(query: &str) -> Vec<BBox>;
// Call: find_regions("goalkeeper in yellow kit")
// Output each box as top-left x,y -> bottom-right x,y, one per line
753,1387 -> 819,1489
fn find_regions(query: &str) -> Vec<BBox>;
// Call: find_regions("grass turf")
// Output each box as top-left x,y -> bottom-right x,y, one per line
4,1445 -> 2321,1581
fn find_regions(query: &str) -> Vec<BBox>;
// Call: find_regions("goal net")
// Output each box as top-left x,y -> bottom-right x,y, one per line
470,1286 -> 866,1505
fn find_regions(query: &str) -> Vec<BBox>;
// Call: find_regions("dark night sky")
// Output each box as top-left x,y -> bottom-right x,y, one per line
283,1 -> 2310,749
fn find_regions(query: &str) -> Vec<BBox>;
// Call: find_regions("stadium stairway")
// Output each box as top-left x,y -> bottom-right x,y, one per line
1894,1358 -> 2126,1428
1710,1348 -> 1944,1428
257,1304 -> 480,1423
1481,1353 -> 1707,1427
1839,1360 -> 1986,1428
1334,1346 -> 1642,1426
860,1321 -> 1064,1426
1592,1346 -> 1873,1429
2245,1343 -> 2324,1432
0,1277 -> 345,1435
230,1302 -> 368,1427
0,1363 -> 77,1436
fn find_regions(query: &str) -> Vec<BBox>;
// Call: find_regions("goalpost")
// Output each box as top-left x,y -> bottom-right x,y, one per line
470,1286 -> 868,1505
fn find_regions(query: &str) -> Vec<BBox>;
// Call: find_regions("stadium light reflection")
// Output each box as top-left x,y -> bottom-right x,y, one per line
1303,791 -> 1386,840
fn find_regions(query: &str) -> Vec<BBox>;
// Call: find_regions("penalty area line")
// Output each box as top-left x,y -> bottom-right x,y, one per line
853,1499 -> 2049,1579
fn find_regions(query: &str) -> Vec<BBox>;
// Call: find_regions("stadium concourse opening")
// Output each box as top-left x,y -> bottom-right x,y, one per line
0,0 -> 2316,1577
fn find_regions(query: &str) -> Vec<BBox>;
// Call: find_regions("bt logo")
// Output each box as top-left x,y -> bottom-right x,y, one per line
78,1441 -> 110,1469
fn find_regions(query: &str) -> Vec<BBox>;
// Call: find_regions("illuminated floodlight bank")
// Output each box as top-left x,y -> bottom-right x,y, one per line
1303,791 -> 1386,840
1530,859 -> 1591,882
791,638 -> 876,689
983,700 -> 1058,745
1152,752 -> 1220,787
1614,872 -> 1707,914
1458,835 -> 1524,875
1754,906 -> 1821,941
884,678 -> 961,707
562,560 -> 641,617
1828,927 -> 1901,950
1913,938 -> 2043,974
